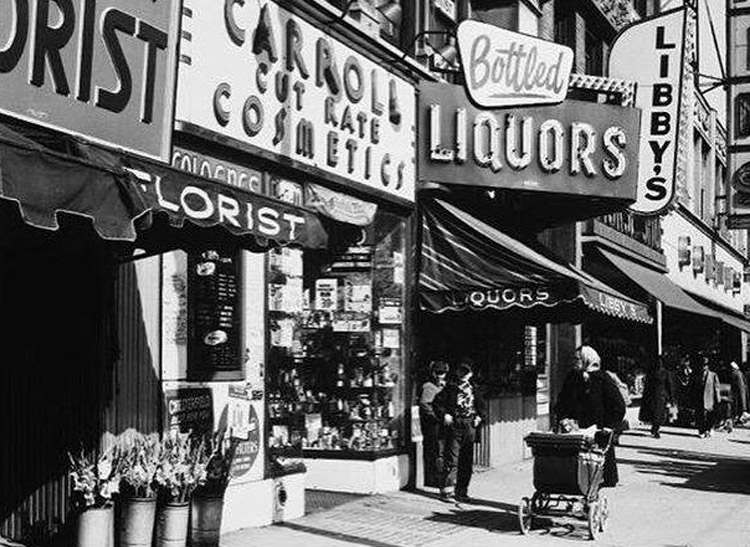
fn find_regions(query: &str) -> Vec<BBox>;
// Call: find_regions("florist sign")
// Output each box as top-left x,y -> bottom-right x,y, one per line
175,0 -> 416,203
457,20 -> 573,108
420,82 -> 641,200
0,0 -> 180,161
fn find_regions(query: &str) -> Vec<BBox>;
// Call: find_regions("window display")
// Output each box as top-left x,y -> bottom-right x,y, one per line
266,211 -> 406,467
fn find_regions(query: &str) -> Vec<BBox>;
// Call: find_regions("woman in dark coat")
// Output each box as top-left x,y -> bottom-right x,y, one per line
639,357 -> 674,438
555,346 -> 626,487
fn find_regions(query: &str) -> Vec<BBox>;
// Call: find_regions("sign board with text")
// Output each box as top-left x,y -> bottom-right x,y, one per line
419,83 -> 640,200
0,0 -> 180,162
457,20 -> 573,109
609,8 -> 688,215
176,0 -> 416,203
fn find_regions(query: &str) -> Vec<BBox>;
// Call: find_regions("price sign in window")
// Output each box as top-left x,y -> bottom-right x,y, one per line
187,248 -> 243,380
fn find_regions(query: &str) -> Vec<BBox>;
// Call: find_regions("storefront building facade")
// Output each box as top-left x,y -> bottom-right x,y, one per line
162,0 -> 418,527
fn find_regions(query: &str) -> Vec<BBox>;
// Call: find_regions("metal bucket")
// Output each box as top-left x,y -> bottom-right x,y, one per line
118,497 -> 157,547
76,506 -> 113,547
155,501 -> 190,547
189,495 -> 224,547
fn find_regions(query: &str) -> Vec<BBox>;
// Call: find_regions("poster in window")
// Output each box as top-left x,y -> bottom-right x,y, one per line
228,385 -> 262,481
315,279 -> 338,311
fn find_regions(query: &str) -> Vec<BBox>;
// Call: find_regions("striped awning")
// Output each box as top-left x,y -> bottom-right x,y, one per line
420,199 -> 652,324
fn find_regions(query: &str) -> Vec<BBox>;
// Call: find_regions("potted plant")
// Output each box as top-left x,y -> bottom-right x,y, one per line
117,430 -> 161,547
68,445 -> 121,547
190,430 -> 237,547
154,430 -> 209,547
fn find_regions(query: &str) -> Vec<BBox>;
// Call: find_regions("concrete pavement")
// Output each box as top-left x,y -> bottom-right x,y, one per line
222,424 -> 750,547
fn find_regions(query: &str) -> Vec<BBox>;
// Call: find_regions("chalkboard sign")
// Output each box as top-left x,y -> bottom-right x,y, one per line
188,249 -> 242,376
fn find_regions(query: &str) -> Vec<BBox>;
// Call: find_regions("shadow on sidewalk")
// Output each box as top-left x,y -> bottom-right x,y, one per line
617,444 -> 750,495
278,522 -> 401,547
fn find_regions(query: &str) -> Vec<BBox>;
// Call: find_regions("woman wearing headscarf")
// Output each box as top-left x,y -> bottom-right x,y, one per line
554,345 -> 626,487
639,357 -> 674,438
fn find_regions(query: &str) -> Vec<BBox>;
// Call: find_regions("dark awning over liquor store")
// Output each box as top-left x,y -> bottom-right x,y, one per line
419,199 -> 652,324
0,123 -> 328,252
596,248 -> 750,333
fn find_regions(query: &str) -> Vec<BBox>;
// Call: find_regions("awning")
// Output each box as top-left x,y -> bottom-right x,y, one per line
420,199 -> 652,323
685,292 -> 750,334
121,157 -> 328,251
0,123 -> 328,252
0,123 -> 143,243
596,248 -> 720,318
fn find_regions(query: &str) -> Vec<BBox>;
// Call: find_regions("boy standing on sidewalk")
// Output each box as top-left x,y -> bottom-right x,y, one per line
433,359 -> 486,502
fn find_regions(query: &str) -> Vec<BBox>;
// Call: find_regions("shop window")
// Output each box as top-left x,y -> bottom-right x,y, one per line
554,2 -> 576,58
186,248 -> 244,381
736,93 -> 750,139
585,29 -> 604,76
266,211 -> 406,461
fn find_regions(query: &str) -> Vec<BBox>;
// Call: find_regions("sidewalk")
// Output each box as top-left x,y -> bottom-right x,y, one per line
223,424 -> 750,547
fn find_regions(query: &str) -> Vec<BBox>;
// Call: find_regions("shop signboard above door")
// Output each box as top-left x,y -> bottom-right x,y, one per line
0,0 -> 180,162
456,20 -> 573,108
419,82 -> 640,200
175,0 -> 416,204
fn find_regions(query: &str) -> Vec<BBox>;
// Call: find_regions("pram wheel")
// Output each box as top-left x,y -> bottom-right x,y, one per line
518,496 -> 534,535
587,500 -> 603,540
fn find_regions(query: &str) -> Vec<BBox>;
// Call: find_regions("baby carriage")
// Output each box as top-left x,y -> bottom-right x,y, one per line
519,429 -> 613,540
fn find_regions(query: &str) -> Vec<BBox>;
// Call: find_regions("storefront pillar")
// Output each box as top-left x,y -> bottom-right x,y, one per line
656,300 -> 663,356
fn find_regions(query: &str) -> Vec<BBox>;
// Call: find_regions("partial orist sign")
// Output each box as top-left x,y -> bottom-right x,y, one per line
305,183 -> 377,226
457,20 -> 573,108
172,147 -> 265,194
0,0 -> 180,162
419,82 -> 640,200
609,8 -> 688,215
176,0 -> 416,203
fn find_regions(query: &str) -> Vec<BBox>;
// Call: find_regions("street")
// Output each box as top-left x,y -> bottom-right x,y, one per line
223,423 -> 750,547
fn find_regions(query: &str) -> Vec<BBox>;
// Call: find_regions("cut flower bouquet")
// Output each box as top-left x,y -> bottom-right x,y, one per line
118,429 -> 161,499
68,446 -> 122,509
154,429 -> 209,504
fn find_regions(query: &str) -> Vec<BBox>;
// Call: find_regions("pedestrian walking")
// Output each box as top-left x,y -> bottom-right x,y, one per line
639,357 -> 674,438
554,345 -> 625,487
433,358 -> 486,503
728,361 -> 750,425
419,360 -> 449,488
695,356 -> 721,438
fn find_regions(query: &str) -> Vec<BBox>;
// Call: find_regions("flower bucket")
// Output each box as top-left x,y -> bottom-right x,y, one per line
118,497 -> 157,547
76,505 -> 114,547
155,501 -> 190,547
189,494 -> 225,547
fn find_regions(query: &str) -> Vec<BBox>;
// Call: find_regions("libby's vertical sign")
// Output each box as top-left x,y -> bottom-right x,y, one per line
609,8 -> 688,215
